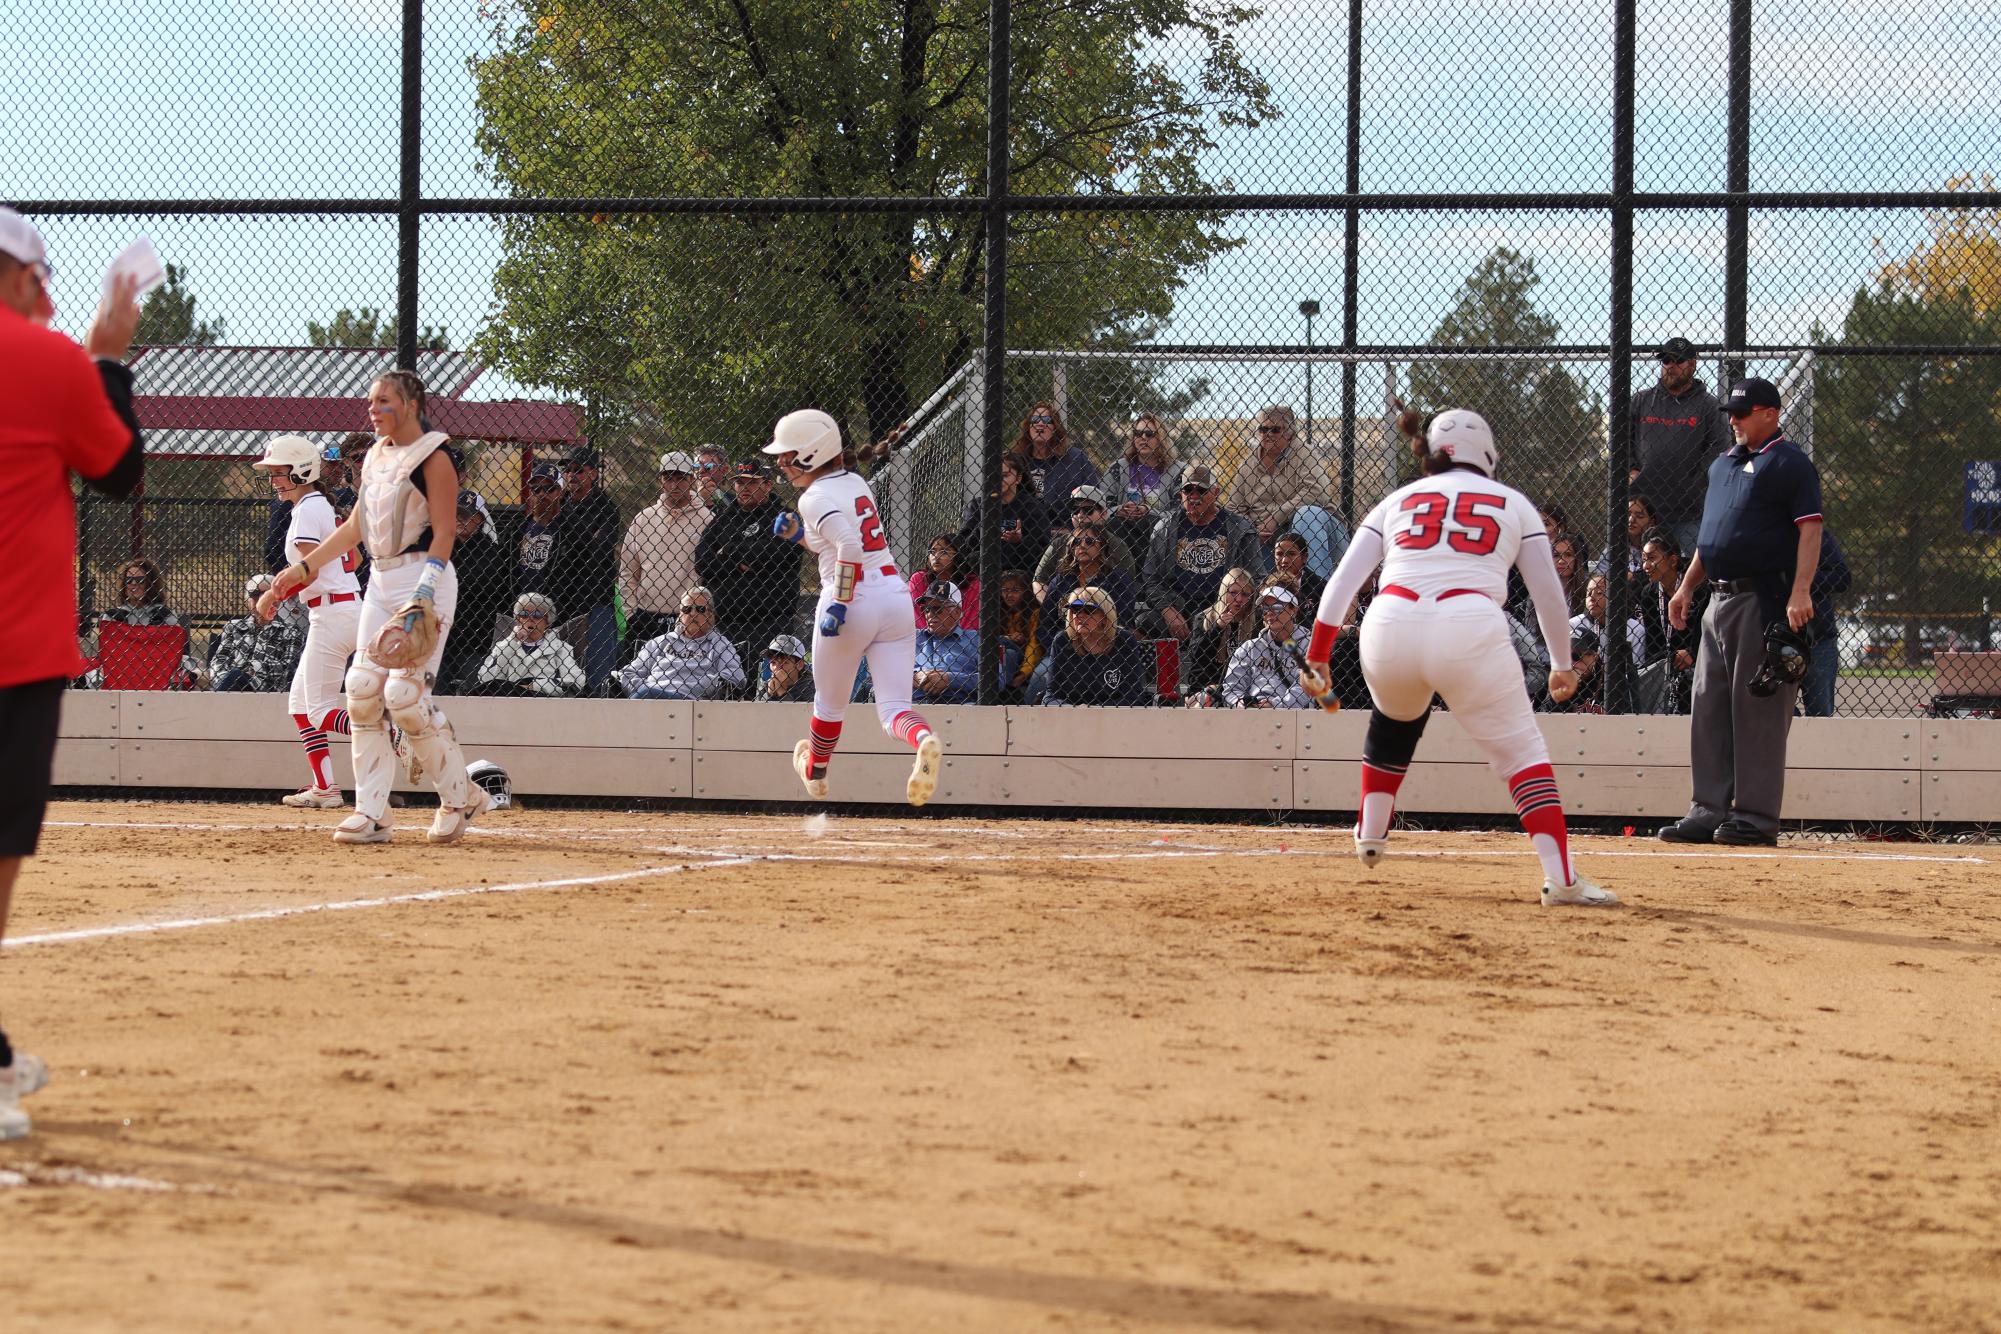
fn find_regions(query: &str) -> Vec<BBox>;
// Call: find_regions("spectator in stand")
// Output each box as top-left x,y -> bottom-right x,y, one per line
470,592 -> 585,698
1101,412 -> 1184,559
1016,401 -> 1100,535
318,444 -> 350,502
913,580 -> 991,706
1636,527 -> 1705,715
1180,567 -> 1260,706
1271,530 -> 1326,612
1225,405 -> 1324,555
554,446 -> 621,687
209,574 -> 307,692
509,463 -> 567,604
1572,572 -> 1646,682
436,488 -> 511,693
957,449 -> 1050,568
1630,336 -> 1732,555
1546,626 -> 1605,713
332,432 -> 369,511
1220,578 -> 1315,709
993,569 -> 1042,701
1038,526 -> 1139,654
1595,493 -> 1661,588
615,585 -> 745,700
694,458 -> 801,655
1802,528 -> 1851,718
1033,485 -> 1136,594
621,450 -> 710,660
1141,464 -> 1263,641
1551,531 -> 1590,615
908,532 -> 980,631
1044,585 -> 1153,707
693,445 -> 730,510
755,633 -> 814,703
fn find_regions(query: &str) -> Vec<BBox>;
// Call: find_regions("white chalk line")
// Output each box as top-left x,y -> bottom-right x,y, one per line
3,858 -> 755,950
0,1162 -> 225,1195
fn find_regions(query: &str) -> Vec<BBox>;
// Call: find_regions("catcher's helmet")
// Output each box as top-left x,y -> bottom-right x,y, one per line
1748,623 -> 1812,697
255,433 -> 322,485
467,759 -> 512,810
1427,409 -> 1498,476
761,408 -> 844,470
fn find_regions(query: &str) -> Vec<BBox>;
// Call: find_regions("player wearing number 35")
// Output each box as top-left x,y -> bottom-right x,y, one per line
1298,409 -> 1617,907
765,408 -> 943,807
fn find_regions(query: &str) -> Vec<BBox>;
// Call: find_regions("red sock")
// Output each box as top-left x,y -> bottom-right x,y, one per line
889,710 -> 933,751
1357,760 -> 1406,841
808,716 -> 842,774
293,713 -> 332,789
317,708 -> 351,736
1508,763 -> 1571,884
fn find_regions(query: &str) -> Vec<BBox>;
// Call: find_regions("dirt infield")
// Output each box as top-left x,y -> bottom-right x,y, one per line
3,801 -> 1997,1331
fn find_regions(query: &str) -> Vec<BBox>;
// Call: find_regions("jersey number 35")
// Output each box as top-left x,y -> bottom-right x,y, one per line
1395,491 -> 1505,556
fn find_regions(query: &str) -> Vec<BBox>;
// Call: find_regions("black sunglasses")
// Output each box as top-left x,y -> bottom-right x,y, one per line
1028,415 -> 1055,425
516,611 -> 550,621
1257,424 -> 1287,434
679,603 -> 712,613
1131,428 -> 1158,438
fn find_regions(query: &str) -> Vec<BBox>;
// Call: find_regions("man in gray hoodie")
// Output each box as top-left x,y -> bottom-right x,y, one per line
1630,336 -> 1732,555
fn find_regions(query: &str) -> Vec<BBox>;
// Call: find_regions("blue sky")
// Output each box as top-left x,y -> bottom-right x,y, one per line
5,0 -> 1992,409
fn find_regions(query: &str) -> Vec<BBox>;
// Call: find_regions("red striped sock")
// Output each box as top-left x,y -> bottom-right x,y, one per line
1357,760 -> 1406,841
889,710 -> 934,752
808,716 -> 842,775
1509,762 -> 1571,884
293,713 -> 332,789
317,708 -> 351,736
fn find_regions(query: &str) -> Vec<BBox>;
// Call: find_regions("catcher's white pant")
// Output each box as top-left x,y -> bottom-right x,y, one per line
286,599 -> 362,720
1358,592 -> 1551,779
344,559 -> 471,821
809,572 -> 918,731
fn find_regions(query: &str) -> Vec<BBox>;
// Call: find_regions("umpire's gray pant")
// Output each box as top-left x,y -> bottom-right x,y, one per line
1687,587 -> 1797,835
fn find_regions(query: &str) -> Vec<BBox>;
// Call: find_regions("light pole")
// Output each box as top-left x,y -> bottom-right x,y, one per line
1299,299 -> 1320,454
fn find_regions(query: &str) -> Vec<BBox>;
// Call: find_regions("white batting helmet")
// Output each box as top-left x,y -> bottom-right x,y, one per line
467,759 -> 512,810
1426,409 -> 1498,476
761,408 -> 844,470
255,433 -> 322,485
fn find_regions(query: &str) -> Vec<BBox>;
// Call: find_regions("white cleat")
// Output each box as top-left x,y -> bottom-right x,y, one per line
426,786 -> 494,845
0,1053 -> 50,1141
1355,828 -> 1387,869
281,785 -> 344,809
906,734 -> 943,807
1541,872 -> 1620,908
332,814 -> 392,845
793,740 -> 829,800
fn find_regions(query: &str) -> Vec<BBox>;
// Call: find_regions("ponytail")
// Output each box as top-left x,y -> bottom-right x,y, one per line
1400,406 -> 1477,476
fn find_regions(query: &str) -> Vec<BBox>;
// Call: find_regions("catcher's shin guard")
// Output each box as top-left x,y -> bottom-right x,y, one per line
385,682 -> 471,809
344,660 -> 388,728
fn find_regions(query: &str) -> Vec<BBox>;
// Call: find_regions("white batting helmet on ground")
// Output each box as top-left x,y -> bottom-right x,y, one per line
1427,409 -> 1498,475
467,759 -> 512,810
761,409 -> 844,470
255,433 -> 323,485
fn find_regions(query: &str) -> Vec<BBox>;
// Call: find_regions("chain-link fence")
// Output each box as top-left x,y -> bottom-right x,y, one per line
14,0 -> 2000,720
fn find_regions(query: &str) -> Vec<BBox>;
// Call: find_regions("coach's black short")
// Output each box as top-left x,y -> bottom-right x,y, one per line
0,677 -> 67,858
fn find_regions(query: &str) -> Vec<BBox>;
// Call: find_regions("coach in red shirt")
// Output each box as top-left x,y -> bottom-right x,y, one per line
0,207 -> 144,1138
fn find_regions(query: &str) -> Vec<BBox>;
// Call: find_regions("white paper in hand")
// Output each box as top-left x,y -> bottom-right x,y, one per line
104,237 -> 166,299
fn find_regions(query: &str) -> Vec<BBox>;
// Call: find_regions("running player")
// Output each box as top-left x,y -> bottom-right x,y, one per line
764,408 -> 943,805
253,434 -> 362,807
269,371 -> 489,844
1299,408 -> 1617,907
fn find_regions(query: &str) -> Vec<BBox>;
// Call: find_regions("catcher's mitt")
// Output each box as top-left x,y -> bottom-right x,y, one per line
368,599 -> 440,670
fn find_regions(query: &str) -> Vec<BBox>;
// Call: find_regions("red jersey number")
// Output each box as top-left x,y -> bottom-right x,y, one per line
854,496 -> 889,553
1394,491 -> 1506,556
340,549 -> 361,574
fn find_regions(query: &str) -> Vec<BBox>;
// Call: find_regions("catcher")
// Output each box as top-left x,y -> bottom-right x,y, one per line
269,370 -> 490,844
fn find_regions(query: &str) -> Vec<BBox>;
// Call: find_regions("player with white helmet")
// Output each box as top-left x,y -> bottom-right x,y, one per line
252,433 -> 362,807
269,370 -> 492,844
1299,408 -> 1617,907
766,408 -> 943,805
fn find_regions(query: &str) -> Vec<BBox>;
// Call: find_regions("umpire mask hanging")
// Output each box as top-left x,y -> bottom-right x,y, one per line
1748,623 -> 1812,697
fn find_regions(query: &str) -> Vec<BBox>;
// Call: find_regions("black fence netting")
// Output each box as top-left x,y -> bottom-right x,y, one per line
13,0 -> 2001,787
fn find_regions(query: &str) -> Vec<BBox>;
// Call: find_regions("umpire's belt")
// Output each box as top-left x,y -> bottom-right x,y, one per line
1709,577 -> 1765,595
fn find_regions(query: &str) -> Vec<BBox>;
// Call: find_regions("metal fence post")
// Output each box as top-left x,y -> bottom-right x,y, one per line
976,0 -> 1010,705
1338,0 -> 1362,528
1724,0 -> 1751,391
396,0 -> 422,373
1606,0 -> 1638,713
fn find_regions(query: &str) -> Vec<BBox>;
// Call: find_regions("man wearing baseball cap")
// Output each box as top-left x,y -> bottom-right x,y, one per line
1032,483 -> 1137,590
1660,376 -> 1824,848
755,633 -> 814,703
618,450 -> 710,658
552,445 -> 621,687
1630,335 -> 1732,555
0,206 -> 148,1139
695,457 -> 803,659
912,580 -> 993,705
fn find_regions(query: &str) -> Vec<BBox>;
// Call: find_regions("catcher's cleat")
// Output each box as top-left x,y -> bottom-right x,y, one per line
1355,827 -> 1387,869
0,1053 -> 50,1142
332,814 -> 392,845
426,785 -> 494,845
906,733 -> 943,807
1541,872 -> 1619,908
792,739 -> 829,800
281,785 -> 344,809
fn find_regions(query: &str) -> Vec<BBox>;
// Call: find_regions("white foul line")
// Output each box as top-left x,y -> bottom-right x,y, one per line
3,858 -> 755,950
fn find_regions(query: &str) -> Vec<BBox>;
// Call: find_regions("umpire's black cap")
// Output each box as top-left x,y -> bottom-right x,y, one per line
1723,377 -> 1783,416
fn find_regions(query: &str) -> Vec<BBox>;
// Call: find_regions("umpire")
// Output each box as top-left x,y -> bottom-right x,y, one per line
1659,377 -> 1823,847
0,208 -> 145,1138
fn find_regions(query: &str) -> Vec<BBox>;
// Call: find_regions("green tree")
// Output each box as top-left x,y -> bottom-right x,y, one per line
470,0 -> 1275,450
1812,281 -> 2001,663
306,307 -> 449,350
132,264 -> 223,346
1405,247 -> 1604,534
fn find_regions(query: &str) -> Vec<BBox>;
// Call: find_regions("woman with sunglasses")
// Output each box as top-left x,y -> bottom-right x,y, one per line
908,532 -> 979,631
766,409 -> 943,806
1012,401 -> 1101,533
1101,413 -> 1183,556
1043,586 -> 1153,707
472,592 -> 585,697
1036,526 -> 1137,656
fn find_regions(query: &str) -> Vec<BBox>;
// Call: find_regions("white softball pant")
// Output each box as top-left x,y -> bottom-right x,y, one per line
1359,593 -> 1551,779
809,573 -> 918,732
287,599 -> 362,720
344,559 -> 471,820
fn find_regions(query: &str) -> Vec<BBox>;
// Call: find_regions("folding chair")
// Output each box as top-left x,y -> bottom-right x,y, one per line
97,621 -> 189,691
1150,638 -> 1181,706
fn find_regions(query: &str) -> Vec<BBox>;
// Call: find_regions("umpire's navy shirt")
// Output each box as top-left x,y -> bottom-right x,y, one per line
1694,434 -> 1823,582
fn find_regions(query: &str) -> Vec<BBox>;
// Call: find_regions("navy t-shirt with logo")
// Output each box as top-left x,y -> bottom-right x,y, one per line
1168,514 -> 1233,612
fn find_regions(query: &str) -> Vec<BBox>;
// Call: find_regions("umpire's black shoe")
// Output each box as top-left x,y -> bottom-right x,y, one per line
1657,818 -> 1716,844
1713,820 -> 1778,847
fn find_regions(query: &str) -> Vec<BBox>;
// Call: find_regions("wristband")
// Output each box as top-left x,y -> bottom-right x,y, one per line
1307,619 -> 1340,662
289,560 -> 312,594
414,556 -> 446,602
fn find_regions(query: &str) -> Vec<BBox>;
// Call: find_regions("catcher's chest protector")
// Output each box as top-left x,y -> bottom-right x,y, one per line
358,431 -> 451,559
